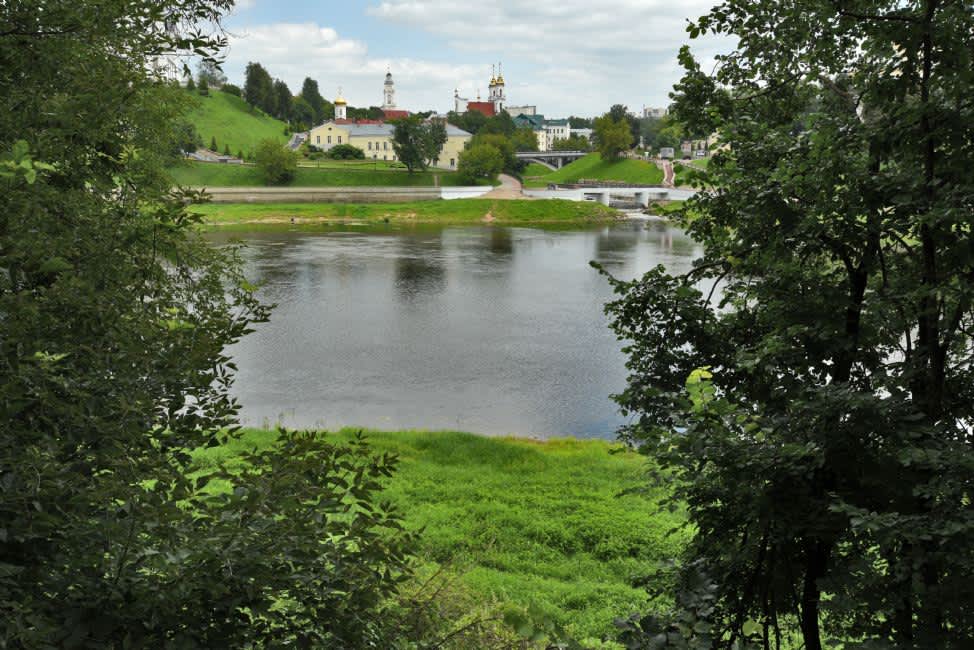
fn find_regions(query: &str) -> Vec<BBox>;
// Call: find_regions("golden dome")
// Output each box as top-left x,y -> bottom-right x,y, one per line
334,88 -> 347,105
496,75 -> 505,85
490,76 -> 497,86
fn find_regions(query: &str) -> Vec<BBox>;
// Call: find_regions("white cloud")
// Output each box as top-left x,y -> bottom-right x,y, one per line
220,1 -> 729,117
366,0 -> 727,115
222,22 -> 485,112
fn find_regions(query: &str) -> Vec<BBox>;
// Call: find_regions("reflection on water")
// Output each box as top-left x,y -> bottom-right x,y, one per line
207,219 -> 701,439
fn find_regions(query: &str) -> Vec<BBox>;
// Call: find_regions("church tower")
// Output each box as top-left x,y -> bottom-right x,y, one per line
383,69 -> 396,110
492,62 -> 506,113
334,88 -> 347,121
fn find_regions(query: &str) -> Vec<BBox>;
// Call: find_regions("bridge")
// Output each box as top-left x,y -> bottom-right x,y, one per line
524,186 -> 695,208
515,150 -> 587,170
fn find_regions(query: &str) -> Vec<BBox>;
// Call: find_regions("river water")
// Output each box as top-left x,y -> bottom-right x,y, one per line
207,219 -> 701,439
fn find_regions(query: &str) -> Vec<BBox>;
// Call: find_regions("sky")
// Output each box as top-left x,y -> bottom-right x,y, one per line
218,0 -> 726,118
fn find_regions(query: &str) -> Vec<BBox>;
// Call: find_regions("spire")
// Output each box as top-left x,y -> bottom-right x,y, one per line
496,61 -> 505,85
490,64 -> 496,87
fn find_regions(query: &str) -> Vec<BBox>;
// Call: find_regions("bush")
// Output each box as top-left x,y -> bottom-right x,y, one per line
328,143 -> 366,160
458,144 -> 504,184
197,76 -> 209,96
221,83 -> 242,97
254,139 -> 298,185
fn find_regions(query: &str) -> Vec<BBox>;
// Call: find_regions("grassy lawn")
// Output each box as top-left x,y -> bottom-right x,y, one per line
193,198 -> 621,227
524,154 -> 664,189
187,91 -> 288,156
523,162 -> 555,177
169,161 -> 467,187
191,429 -> 687,643
673,158 -> 710,188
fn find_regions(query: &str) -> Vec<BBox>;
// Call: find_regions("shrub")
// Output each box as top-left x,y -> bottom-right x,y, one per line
254,139 -> 298,185
221,83 -> 242,97
458,144 -> 503,184
328,144 -> 366,160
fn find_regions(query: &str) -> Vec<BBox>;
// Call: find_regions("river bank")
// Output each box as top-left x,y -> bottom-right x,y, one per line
194,198 -> 622,227
191,429 -> 687,645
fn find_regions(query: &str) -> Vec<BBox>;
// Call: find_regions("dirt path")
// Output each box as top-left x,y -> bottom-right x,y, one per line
483,174 -> 526,200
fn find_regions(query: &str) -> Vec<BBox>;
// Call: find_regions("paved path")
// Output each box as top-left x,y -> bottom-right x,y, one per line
483,174 -> 526,200
661,160 -> 675,187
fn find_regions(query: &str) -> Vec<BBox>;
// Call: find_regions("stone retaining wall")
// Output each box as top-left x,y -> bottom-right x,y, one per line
194,186 -> 443,204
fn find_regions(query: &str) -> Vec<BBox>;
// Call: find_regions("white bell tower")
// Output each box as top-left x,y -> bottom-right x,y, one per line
383,69 -> 396,110
335,88 -> 347,120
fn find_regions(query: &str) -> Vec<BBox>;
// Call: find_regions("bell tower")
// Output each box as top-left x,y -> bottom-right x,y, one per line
383,68 -> 396,110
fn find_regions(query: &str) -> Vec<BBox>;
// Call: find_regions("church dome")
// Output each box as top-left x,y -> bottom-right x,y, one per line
334,94 -> 347,106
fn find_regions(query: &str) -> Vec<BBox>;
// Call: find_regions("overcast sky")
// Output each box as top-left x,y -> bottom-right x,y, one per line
219,0 -> 725,118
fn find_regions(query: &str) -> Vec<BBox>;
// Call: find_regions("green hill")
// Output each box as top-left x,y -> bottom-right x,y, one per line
186,91 -> 288,157
524,153 -> 664,188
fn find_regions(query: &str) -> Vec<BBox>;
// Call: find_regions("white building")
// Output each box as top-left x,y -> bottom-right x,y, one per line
643,106 -> 667,119
382,69 -> 396,110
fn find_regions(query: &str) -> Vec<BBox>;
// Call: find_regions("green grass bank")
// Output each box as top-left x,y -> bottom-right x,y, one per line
169,161 -> 469,188
191,429 -> 687,643
187,91 -> 288,156
193,198 -> 621,227
523,154 -> 664,188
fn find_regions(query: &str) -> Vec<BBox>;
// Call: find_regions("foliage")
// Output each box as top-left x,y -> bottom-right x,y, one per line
594,114 -> 634,160
220,82 -> 241,97
604,1 -> 974,648
552,134 -> 591,152
511,127 -> 539,152
272,78 -> 292,122
0,1 -> 435,647
244,60 -> 276,115
469,132 -> 521,175
300,77 -> 332,123
171,120 -> 202,158
254,138 -> 298,185
608,104 -> 641,145
196,59 -> 227,87
391,115 -> 446,172
640,115 -> 683,152
327,143 -> 366,160
186,75 -> 196,91
458,143 -> 504,184
197,75 -> 209,96
480,111 -> 517,136
291,95 -> 315,131
447,109 -> 488,135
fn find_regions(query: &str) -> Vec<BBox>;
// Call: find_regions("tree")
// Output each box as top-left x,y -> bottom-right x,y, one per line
171,121 -> 202,158
272,78 -> 292,121
244,61 -> 275,115
0,2 -> 420,646
606,1 -> 974,648
480,111 -> 516,136
197,59 -> 227,87
468,132 -> 520,175
593,114 -> 632,160
328,143 -> 365,160
301,77 -> 326,124
457,143 -> 503,184
511,127 -> 539,152
221,82 -> 241,97
185,75 -> 196,91
197,75 -> 209,96
551,134 -> 590,152
447,110 -> 488,135
210,135 -> 217,151
291,95 -> 315,131
391,115 -> 446,172
254,139 -> 298,184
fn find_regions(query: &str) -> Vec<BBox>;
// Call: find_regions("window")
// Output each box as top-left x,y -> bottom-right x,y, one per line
338,136 -> 342,144
368,142 -> 372,150
383,142 -> 388,150
384,155 -> 387,161
316,136 -> 320,144
327,136 -> 332,144
450,158 -> 455,168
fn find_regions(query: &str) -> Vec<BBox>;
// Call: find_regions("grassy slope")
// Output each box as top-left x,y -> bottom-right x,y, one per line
523,162 -> 555,177
673,158 -> 710,188
193,198 -> 621,226
524,154 -> 664,188
187,91 -> 288,156
191,429 -> 687,642
169,161 -> 466,188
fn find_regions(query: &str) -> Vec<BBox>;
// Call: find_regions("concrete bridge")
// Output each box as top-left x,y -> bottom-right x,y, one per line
515,150 -> 587,170
524,186 -> 696,207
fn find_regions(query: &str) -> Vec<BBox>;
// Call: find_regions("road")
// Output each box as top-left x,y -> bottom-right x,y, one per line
483,173 -> 525,200
661,160 -> 675,187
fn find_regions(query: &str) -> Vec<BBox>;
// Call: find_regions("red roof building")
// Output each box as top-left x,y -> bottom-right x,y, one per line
382,109 -> 411,120
465,101 -> 497,117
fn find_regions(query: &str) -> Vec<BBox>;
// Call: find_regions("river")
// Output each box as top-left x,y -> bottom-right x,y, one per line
207,219 -> 702,439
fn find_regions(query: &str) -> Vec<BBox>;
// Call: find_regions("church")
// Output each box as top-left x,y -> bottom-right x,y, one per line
306,71 -> 471,170
454,64 -> 537,118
